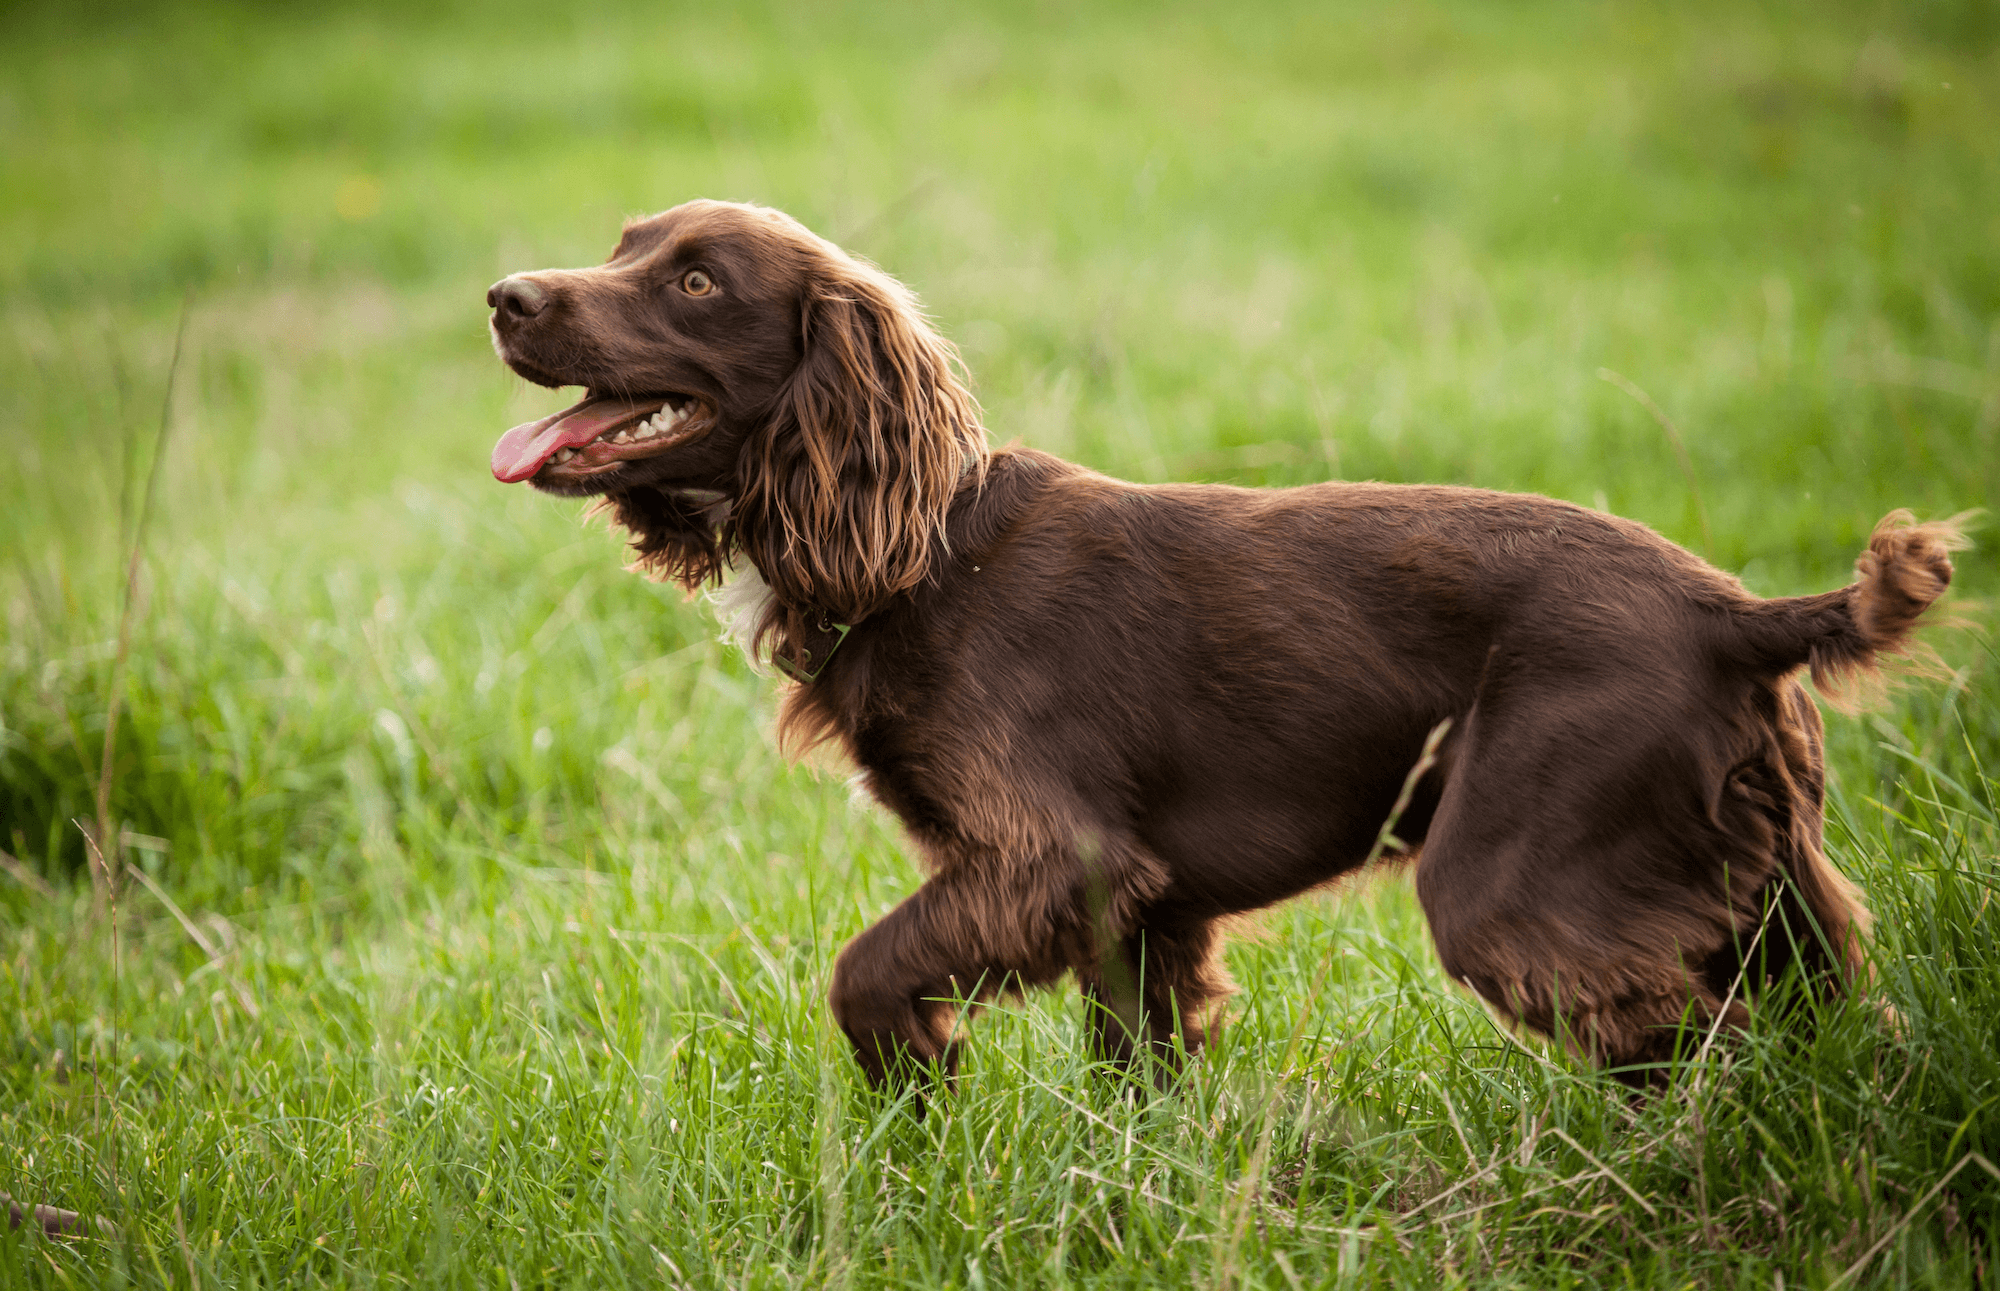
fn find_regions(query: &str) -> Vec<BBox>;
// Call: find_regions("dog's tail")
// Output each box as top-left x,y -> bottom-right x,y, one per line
1727,510 -> 1971,695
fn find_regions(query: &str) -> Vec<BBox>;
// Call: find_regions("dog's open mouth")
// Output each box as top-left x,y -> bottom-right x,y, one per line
491,394 -> 711,484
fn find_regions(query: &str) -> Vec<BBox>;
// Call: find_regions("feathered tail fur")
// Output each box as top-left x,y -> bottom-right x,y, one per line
1730,510 -> 1973,696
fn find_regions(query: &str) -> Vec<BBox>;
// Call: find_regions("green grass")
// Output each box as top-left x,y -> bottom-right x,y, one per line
3,0 -> 1999,1284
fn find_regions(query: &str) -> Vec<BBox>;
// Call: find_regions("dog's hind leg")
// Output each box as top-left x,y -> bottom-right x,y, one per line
1412,664 -> 1789,1087
1696,678 -> 1869,1012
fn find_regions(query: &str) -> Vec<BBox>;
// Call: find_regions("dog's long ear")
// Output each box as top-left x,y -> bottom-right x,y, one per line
736,251 -> 986,665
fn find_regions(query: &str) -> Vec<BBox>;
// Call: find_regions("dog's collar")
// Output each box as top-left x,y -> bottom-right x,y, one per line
777,615 -> 851,683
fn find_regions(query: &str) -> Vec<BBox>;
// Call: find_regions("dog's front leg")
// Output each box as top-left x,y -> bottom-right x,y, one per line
1077,918 -> 1232,1086
827,873 -> 1076,1092
826,892 -> 964,1089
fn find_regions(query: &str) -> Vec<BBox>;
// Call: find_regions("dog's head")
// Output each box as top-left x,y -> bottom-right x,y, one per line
487,200 -> 986,653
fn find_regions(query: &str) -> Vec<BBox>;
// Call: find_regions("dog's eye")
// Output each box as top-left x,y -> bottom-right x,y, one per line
682,270 -> 714,296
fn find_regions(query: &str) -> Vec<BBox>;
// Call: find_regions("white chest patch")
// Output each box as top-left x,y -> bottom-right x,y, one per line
707,562 -> 779,669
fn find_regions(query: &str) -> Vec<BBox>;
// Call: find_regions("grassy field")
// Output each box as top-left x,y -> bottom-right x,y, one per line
4,0 -> 1998,1285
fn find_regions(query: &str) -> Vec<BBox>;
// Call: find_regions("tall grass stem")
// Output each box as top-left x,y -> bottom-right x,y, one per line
90,297 -> 190,904
1598,367 -> 1713,558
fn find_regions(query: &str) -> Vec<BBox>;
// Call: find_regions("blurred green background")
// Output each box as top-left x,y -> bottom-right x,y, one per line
3,2 -> 1998,1286
5,0 -> 1995,886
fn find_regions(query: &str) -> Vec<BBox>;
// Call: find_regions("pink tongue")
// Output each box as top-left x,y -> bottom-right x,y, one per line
490,398 -> 661,483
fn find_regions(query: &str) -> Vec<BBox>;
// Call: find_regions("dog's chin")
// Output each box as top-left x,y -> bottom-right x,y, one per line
528,468 -> 625,498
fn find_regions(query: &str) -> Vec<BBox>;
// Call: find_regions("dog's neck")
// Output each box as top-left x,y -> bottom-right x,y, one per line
702,447 -> 1061,677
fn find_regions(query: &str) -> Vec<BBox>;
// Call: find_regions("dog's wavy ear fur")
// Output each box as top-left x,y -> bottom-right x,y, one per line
736,244 -> 987,669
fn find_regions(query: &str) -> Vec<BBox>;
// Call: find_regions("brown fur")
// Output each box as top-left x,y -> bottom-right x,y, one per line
487,200 -> 1964,1090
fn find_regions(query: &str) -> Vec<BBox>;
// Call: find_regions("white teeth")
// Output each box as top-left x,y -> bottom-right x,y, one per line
631,405 -> 685,441
568,404 -> 689,464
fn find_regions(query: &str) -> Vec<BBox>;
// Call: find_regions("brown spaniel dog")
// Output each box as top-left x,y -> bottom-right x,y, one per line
487,200 -> 1961,1089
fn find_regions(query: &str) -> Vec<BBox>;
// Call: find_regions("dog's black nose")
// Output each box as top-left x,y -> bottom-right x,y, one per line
488,276 -> 548,319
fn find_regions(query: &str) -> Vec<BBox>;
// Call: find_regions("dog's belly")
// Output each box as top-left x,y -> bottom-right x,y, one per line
1133,730 -> 1450,917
